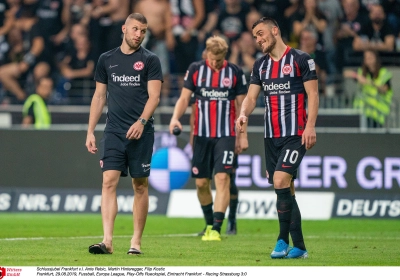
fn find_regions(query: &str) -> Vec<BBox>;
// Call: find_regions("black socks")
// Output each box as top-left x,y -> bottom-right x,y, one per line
290,195 -> 306,251
275,188 -> 293,244
212,212 -> 225,233
201,203 -> 214,226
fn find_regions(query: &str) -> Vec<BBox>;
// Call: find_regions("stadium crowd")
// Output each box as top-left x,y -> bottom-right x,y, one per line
0,0 -> 399,107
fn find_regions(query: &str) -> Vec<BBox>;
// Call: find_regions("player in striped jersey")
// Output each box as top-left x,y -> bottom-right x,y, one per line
169,36 -> 248,241
237,17 -> 319,258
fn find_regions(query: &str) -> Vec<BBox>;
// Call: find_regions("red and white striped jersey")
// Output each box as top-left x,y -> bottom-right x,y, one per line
250,46 -> 318,138
184,60 -> 247,138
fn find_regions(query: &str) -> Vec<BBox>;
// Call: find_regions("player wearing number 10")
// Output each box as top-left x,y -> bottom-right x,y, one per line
169,36 -> 248,241
237,17 -> 319,258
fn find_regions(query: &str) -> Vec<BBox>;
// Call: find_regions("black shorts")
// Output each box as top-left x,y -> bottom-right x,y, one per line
264,136 -> 306,184
99,131 -> 154,178
233,153 -> 238,170
192,136 -> 236,179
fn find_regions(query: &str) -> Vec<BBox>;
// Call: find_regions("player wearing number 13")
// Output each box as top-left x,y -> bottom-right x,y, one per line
169,36 -> 248,241
237,17 -> 319,258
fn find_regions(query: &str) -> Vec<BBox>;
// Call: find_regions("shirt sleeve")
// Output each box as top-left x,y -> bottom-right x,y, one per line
183,62 -> 198,92
94,53 -> 108,84
146,54 -> 163,82
234,67 -> 248,95
249,59 -> 262,86
298,53 -> 318,83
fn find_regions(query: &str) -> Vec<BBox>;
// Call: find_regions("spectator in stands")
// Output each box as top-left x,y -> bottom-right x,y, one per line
228,31 -> 262,80
170,0 -> 204,74
292,0 -> 327,50
170,0 -> 204,100
34,0 -> 71,68
24,61 -> 51,100
88,0 -> 130,61
22,76 -> 53,129
299,27 -> 327,96
283,0 -> 302,46
317,0 -> 343,97
61,22 -> 89,56
250,0 -> 292,41
0,7 -> 44,103
344,50 -> 393,128
335,0 -> 369,71
245,9 -> 262,33
134,0 -> 174,105
65,0 -> 92,25
353,3 -> 395,53
214,0 -> 250,46
1,24 -> 23,65
381,0 -> 400,36
196,0 -> 221,61
58,33 -> 95,105
0,0 -> 21,65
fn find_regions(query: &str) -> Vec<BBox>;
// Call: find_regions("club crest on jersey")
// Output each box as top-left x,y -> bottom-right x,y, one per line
222,77 -> 231,87
134,61 -> 144,71
282,64 -> 292,75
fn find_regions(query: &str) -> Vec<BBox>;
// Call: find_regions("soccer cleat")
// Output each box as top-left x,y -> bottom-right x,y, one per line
207,230 -> 221,241
285,247 -> 308,259
226,220 -> 237,235
202,228 -> 221,241
201,225 -> 213,240
270,239 -> 290,259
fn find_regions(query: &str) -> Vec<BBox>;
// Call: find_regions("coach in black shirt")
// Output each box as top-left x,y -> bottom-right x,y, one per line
85,13 -> 163,255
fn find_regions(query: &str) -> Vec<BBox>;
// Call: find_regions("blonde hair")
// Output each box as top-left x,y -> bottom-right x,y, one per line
205,36 -> 228,56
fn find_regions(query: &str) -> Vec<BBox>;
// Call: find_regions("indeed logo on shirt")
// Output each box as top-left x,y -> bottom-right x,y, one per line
111,73 -> 141,86
263,81 -> 291,91
200,88 -> 229,99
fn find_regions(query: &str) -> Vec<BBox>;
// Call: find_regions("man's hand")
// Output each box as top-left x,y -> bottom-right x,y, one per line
302,126 -> 316,150
236,115 -> 248,133
126,121 -> 145,140
169,119 -> 182,135
235,135 -> 248,154
86,133 -> 98,154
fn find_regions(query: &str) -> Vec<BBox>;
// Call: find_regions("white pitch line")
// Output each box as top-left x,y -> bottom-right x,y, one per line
0,233 -> 199,241
1,234 -> 399,242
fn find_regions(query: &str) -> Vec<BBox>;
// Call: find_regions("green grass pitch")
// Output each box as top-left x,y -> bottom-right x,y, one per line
0,213 -> 399,266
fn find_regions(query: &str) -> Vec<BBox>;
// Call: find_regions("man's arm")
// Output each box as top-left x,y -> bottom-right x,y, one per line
353,34 -> 395,52
139,80 -> 161,121
169,88 -> 192,134
303,79 -> 319,150
236,84 -> 261,133
126,79 -> 161,140
235,94 -> 248,153
86,82 -> 107,153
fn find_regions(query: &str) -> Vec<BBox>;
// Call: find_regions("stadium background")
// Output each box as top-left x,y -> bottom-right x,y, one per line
0,119 -> 399,219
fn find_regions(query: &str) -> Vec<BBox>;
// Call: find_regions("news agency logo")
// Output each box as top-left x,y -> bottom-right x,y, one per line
149,132 -> 192,193
0,267 -> 5,279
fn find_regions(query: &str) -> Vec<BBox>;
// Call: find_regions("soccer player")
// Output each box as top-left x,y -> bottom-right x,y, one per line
237,17 -> 319,258
169,36 -> 248,241
85,13 -> 163,255
189,103 -> 241,236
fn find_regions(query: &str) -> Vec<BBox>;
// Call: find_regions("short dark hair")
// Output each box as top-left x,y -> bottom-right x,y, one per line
127,13 -> 147,24
252,17 -> 279,30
